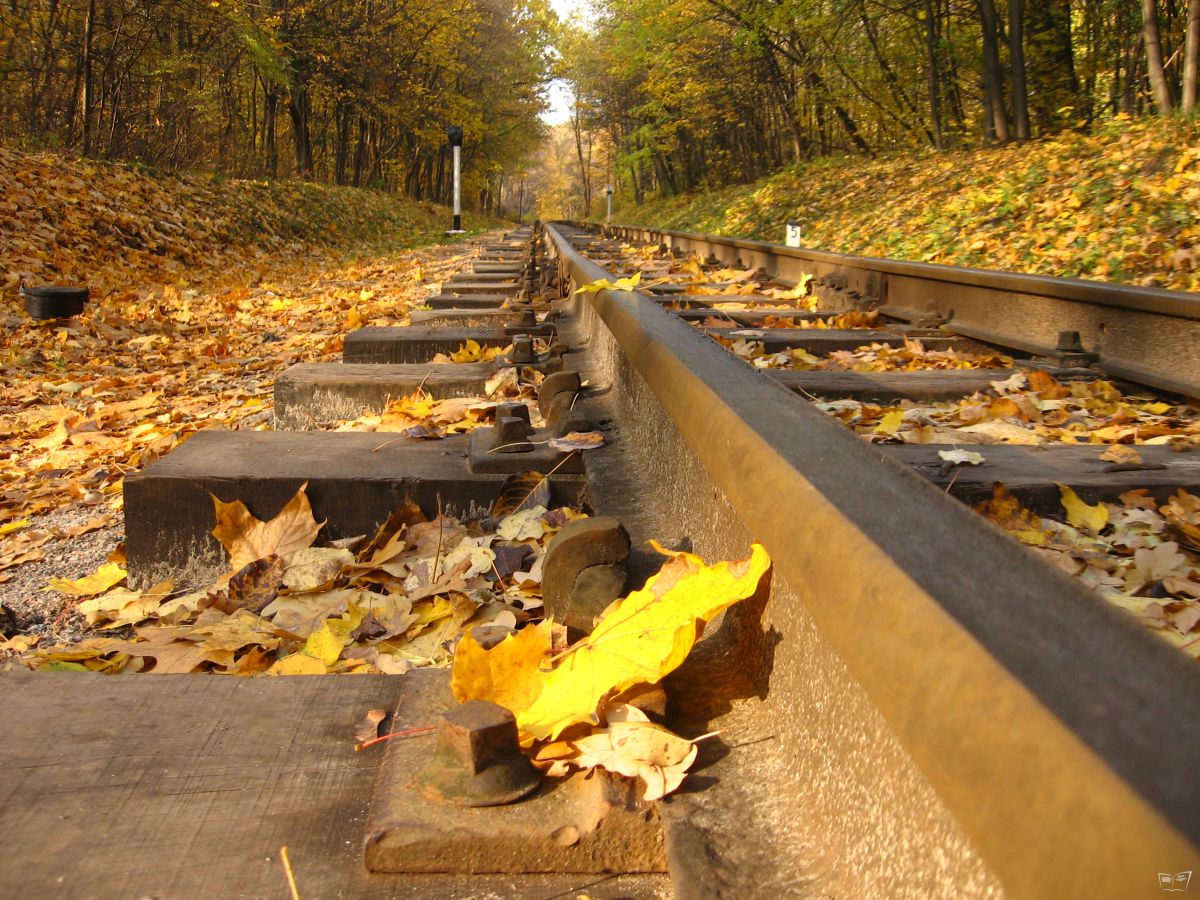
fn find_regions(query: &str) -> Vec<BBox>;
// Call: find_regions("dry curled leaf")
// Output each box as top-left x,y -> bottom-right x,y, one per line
1163,490 -> 1200,550
938,448 -> 985,466
227,555 -> 286,613
1099,445 -> 1143,465
976,483 -> 1050,546
548,431 -> 606,452
355,708 -> 388,743
491,471 -> 552,518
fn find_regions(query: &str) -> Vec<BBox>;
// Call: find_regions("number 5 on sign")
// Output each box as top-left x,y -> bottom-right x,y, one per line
785,220 -> 802,248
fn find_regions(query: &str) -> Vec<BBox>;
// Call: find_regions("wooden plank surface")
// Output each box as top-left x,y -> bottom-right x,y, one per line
769,367 -> 1098,402
343,327 -> 511,364
0,670 -> 668,899
674,308 -> 825,323
882,444 -> 1200,511
426,295 -> 509,309
273,361 -> 498,429
703,327 -> 905,353
123,430 -> 586,587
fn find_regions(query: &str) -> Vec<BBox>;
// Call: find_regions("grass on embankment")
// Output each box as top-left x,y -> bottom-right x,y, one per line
616,117 -> 1200,293
1,146 -> 503,302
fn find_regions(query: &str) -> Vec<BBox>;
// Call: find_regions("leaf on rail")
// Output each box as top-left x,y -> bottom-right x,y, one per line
451,542 -> 772,741
574,272 -> 642,294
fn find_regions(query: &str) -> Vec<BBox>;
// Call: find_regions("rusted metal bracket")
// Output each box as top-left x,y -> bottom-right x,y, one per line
1035,329 -> 1101,367
364,670 -> 666,875
467,371 -> 591,474
541,516 -> 631,632
417,701 -> 543,807
501,335 -> 568,374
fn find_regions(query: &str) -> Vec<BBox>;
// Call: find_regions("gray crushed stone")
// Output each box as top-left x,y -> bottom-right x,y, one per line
1,502 -> 125,643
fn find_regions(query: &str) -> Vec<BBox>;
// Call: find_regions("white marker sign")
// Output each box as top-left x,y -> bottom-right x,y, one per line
785,220 -> 802,248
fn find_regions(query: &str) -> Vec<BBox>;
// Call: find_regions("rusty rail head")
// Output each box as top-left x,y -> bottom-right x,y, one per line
542,222 -> 1200,896
597,222 -> 1200,400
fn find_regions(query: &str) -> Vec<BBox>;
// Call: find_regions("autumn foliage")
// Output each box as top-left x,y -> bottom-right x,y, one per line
1,146 -> 490,303
617,118 -> 1200,293
0,150 -> 489,550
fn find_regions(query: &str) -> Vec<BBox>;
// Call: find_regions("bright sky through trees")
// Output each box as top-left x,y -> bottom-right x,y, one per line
543,0 -> 592,124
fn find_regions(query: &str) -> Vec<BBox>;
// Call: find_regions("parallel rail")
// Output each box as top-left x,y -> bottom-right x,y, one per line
601,223 -> 1200,400
544,222 -> 1200,897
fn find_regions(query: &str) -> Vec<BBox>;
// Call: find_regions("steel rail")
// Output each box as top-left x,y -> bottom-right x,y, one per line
601,223 -> 1200,400
543,222 -> 1200,897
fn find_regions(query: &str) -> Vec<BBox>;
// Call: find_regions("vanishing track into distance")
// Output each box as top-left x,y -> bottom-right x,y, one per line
5,220 -> 1200,899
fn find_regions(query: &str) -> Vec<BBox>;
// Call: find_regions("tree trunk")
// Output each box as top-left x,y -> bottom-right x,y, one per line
858,0 -> 934,145
1143,0 -> 1174,114
352,117 -> 368,187
288,84 -> 313,176
1009,0 -> 1031,139
571,101 -> 592,212
79,0 -> 96,155
924,0 -> 944,148
1183,0 -> 1200,111
1024,0 -> 1080,131
979,0 -> 1010,141
334,105 -> 350,185
263,88 -> 278,177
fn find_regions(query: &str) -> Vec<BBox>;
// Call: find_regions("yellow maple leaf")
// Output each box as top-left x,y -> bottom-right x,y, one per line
303,616 -> 355,666
45,562 -> 127,597
1058,484 -> 1109,534
389,390 -> 436,420
452,619 -> 554,713
452,543 -> 771,740
449,339 -> 505,363
268,654 -> 326,676
211,483 -> 324,572
574,272 -> 643,294
875,409 -> 905,435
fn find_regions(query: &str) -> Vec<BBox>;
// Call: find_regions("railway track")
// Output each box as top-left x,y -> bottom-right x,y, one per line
538,221 -> 1200,897
3,220 -> 1199,898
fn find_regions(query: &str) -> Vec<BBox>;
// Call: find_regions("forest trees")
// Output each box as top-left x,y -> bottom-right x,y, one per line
563,0 -> 1200,206
0,0 -> 556,208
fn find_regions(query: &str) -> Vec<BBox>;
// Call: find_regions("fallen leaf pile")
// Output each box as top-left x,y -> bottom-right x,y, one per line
0,259 -> 454,534
575,272 -> 654,294
0,513 -> 116,584
1,144 -> 490,299
451,541 -> 771,799
980,483 -> 1200,658
0,147 -> 499,542
770,310 -> 880,330
580,240 -> 1017,373
25,481 -> 582,674
325,361 -> 563,438
819,369 -> 1200,446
